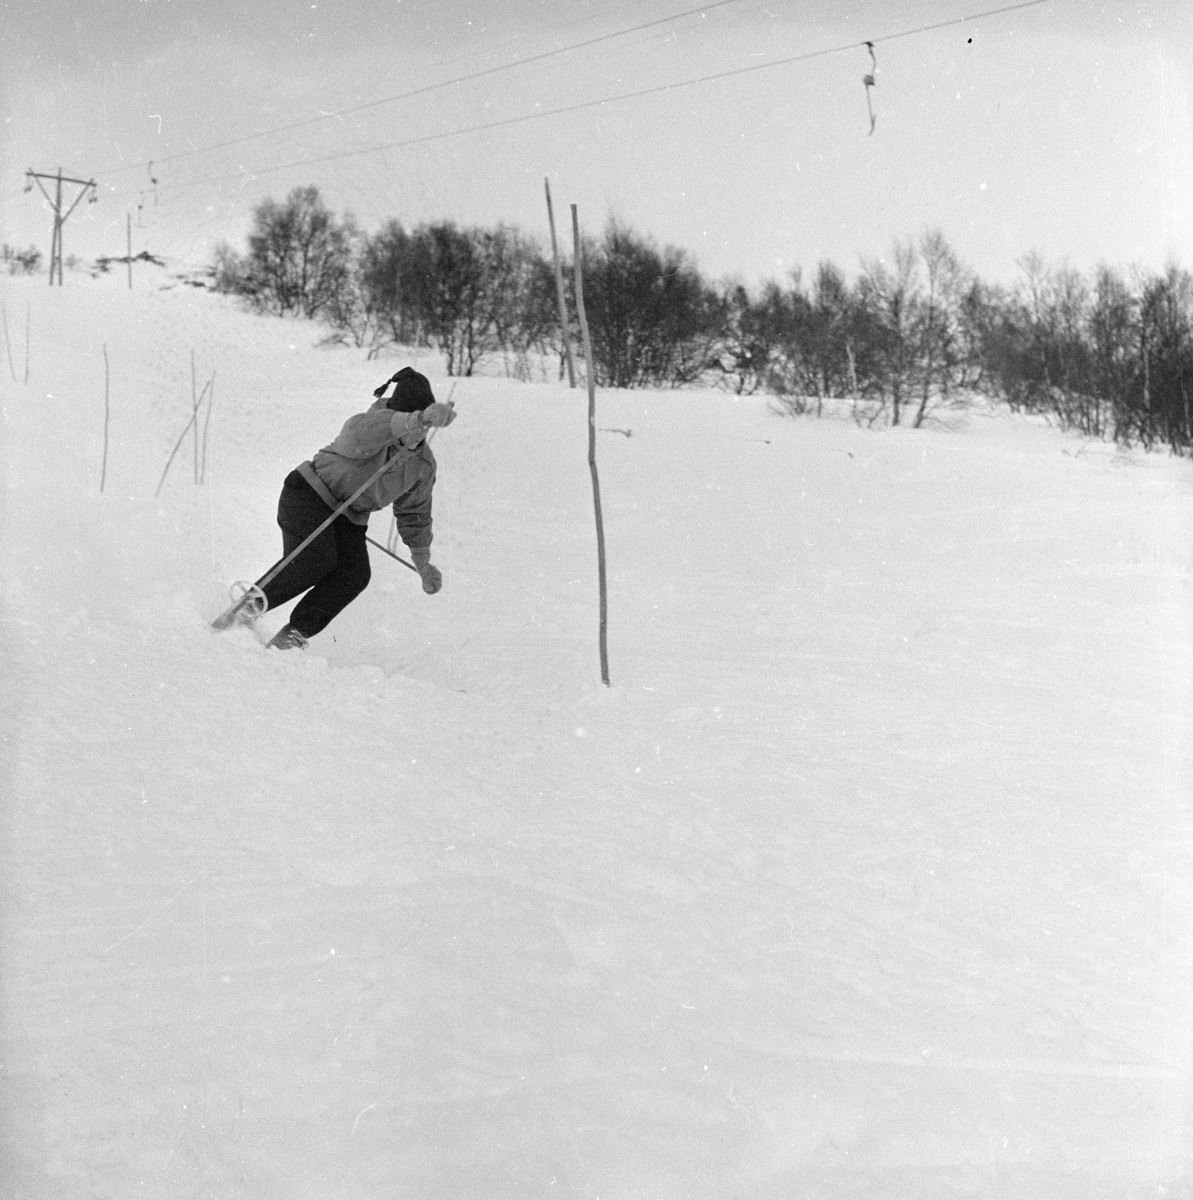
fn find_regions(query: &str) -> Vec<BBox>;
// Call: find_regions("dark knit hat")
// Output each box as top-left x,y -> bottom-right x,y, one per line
375,366 -> 435,412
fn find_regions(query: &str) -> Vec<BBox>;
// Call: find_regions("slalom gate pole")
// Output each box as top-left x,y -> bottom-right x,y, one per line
212,454 -> 403,628
571,203 -> 610,688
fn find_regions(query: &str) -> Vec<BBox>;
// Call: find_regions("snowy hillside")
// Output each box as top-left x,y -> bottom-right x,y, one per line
1,265 -> 1191,1199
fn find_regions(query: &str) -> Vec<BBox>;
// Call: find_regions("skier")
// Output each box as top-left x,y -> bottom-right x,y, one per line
214,366 -> 456,649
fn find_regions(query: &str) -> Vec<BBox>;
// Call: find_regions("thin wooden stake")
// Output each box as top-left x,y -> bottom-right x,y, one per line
101,344 -> 111,492
191,351 -> 200,483
1,303 -> 15,383
544,178 -> 576,388
571,203 -> 610,687
155,379 -> 211,498
199,372 -> 216,484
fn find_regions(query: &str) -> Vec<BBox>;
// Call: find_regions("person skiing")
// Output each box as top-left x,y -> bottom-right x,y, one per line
213,366 -> 456,649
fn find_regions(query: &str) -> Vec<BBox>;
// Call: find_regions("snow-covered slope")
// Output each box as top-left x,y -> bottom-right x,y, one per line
2,268 -> 1191,1199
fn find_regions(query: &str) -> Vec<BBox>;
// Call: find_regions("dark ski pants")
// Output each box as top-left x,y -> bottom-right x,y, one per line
259,471 -> 371,638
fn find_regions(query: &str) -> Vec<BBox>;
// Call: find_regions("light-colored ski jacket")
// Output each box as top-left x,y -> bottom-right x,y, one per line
296,398 -> 435,557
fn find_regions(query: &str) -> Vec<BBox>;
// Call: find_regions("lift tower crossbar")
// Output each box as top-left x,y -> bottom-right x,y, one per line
25,168 -> 97,286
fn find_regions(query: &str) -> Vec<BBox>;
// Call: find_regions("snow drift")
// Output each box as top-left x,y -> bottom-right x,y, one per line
1,267 -> 1191,1199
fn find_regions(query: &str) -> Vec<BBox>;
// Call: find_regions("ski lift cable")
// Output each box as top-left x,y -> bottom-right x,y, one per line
94,0 -> 752,180
130,0 -> 1051,201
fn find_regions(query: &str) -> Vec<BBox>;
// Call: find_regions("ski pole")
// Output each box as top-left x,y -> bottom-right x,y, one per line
212,453 -> 403,628
364,535 -> 418,574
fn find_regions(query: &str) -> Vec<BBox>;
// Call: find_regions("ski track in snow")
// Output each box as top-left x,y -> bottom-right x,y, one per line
1,270 -> 1191,1199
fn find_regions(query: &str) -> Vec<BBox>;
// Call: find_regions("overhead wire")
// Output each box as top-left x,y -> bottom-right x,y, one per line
140,0 -> 1053,202
96,0 -> 751,179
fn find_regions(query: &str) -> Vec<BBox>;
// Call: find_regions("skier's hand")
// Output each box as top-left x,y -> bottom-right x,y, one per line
418,562 -> 443,594
420,401 -> 456,429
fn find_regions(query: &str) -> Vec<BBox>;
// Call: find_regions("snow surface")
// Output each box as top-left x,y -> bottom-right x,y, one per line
1,267 -> 1191,1199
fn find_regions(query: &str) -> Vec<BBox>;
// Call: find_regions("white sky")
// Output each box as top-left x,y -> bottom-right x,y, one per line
2,0 -> 1191,288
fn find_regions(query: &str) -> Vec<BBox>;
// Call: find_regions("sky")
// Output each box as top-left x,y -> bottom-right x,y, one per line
2,0 -> 1191,289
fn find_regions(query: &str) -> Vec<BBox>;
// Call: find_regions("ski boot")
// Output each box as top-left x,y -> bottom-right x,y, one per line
267,623 -> 309,651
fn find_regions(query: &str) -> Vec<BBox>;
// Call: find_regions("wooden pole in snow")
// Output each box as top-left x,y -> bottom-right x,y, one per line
101,345 -> 111,492
1,303 -> 15,383
544,178 -> 576,388
571,203 -> 610,687
155,379 -> 211,498
200,372 -> 216,485
191,351 -> 200,484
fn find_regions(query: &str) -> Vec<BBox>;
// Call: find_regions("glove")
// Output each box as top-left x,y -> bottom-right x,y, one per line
417,562 -> 442,594
419,401 -> 456,429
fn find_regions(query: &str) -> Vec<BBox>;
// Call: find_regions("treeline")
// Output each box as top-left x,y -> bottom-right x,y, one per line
211,185 -> 1192,454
